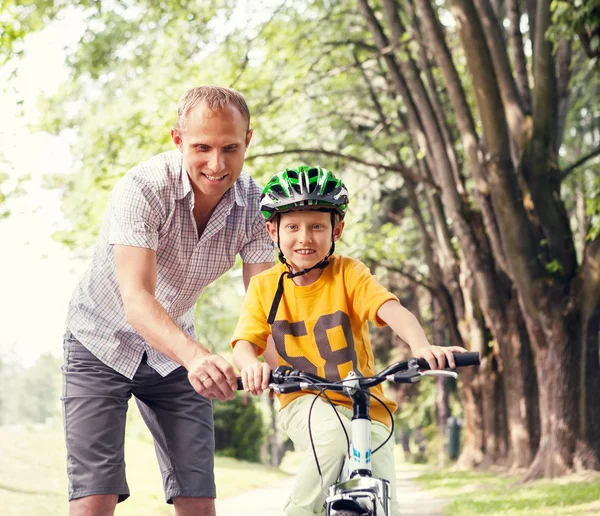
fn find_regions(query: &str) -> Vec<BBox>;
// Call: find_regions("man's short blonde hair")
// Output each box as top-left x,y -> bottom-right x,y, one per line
176,86 -> 251,131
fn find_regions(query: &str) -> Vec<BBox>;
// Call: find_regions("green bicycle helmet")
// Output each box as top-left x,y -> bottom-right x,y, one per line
260,166 -> 349,221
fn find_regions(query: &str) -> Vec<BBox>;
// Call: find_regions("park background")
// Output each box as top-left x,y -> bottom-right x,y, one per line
1,0 -> 599,514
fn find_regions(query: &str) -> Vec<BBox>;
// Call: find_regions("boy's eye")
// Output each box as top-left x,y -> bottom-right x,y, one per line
286,224 -> 298,230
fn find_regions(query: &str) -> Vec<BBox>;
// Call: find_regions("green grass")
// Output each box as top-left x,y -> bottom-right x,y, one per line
0,418 -> 288,516
415,469 -> 600,515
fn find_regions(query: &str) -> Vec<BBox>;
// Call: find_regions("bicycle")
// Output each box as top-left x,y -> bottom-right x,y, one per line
237,351 -> 480,515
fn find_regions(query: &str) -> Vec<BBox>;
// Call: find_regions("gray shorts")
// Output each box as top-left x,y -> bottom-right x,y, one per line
61,332 -> 215,503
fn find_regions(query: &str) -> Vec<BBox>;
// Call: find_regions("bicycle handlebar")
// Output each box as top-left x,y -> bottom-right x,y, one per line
235,351 -> 480,391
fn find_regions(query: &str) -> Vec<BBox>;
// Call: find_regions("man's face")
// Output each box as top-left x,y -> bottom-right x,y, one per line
267,210 -> 344,273
171,103 -> 252,201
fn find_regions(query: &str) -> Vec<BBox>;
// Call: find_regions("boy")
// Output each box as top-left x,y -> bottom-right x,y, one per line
232,166 -> 466,516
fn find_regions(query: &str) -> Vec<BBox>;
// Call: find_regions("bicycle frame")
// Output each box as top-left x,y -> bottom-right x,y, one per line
325,371 -> 390,516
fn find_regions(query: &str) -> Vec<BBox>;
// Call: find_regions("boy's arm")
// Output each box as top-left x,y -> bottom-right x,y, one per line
377,300 -> 466,369
233,340 -> 272,395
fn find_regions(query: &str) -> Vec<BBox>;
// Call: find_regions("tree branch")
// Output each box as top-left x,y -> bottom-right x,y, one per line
560,146 -> 600,181
246,148 -> 435,187
473,0 -> 528,148
506,0 -> 532,114
577,234 -> 600,323
230,0 -> 288,89
379,263 -> 433,291
416,0 -> 512,280
450,0 -> 544,318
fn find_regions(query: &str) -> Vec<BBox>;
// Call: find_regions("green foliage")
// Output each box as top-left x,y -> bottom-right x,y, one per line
0,353 -> 62,425
549,0 -> 600,62
194,262 -> 246,354
0,0 -> 61,65
213,393 -> 264,463
545,259 -> 563,273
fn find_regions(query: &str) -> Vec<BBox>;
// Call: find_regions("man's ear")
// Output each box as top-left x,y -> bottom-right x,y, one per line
266,220 -> 278,243
333,220 -> 345,241
245,128 -> 253,148
171,128 -> 183,150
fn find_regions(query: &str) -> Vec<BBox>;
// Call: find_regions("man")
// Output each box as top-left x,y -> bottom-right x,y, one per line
62,86 -> 274,516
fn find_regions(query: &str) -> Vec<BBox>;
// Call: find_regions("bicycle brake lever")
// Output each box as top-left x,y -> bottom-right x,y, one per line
387,371 -> 422,384
270,382 -> 310,394
421,370 -> 458,379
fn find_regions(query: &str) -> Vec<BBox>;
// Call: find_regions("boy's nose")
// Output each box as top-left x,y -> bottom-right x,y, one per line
298,228 -> 312,243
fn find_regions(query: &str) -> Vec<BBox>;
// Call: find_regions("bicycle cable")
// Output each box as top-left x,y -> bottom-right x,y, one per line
305,381 -> 351,493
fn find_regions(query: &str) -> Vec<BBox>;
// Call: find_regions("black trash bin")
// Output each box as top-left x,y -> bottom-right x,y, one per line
447,416 -> 461,460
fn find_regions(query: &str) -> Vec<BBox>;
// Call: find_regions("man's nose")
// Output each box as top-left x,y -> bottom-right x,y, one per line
208,151 -> 225,173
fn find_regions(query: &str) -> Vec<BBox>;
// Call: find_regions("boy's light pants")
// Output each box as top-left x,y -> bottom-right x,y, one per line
280,395 -> 401,516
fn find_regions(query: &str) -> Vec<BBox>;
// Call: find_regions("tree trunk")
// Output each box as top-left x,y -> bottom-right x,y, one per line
522,294 -> 579,479
457,366 -> 485,468
480,354 -> 503,466
576,305 -> 600,470
433,297 -> 452,466
500,295 -> 538,467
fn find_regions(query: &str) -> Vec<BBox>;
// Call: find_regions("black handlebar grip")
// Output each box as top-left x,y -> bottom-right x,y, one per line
453,351 -> 480,367
236,377 -> 244,390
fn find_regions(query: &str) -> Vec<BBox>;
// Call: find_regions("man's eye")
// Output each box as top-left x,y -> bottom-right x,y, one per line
224,146 -> 238,152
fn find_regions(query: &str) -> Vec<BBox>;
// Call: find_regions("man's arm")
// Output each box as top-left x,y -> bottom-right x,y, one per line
114,244 -> 237,400
242,261 -> 274,290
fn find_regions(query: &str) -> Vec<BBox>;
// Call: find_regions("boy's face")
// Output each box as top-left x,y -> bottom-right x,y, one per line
266,210 -> 344,273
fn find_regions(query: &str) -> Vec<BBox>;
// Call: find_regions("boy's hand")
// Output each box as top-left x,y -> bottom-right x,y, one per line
412,345 -> 468,370
240,362 -> 272,395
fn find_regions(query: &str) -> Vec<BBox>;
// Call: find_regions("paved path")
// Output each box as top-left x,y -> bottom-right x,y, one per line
216,465 -> 448,516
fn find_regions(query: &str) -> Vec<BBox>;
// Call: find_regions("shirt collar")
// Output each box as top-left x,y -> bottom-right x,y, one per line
175,153 -> 192,201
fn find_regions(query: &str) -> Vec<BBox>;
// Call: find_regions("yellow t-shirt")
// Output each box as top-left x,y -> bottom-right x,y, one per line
231,255 -> 399,426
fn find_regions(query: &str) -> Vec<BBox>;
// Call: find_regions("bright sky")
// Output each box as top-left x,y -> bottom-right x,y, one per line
0,12 -> 87,367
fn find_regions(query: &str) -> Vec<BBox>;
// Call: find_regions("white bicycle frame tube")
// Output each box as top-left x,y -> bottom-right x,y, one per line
349,417 -> 372,475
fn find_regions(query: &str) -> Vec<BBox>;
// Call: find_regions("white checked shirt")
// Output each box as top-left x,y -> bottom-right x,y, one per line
66,150 -> 274,379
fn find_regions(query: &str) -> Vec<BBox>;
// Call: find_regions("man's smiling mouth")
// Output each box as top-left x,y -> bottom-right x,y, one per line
202,173 -> 227,182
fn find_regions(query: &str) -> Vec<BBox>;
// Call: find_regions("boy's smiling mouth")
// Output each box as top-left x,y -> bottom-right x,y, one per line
295,249 -> 316,255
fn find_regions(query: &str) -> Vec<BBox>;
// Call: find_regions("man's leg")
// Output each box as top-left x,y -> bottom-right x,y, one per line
62,333 -> 131,514
133,361 -> 216,510
172,497 -> 215,516
69,495 -> 119,516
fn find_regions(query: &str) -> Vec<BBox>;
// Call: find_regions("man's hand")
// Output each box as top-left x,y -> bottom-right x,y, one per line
412,345 -> 468,370
240,362 -> 272,396
187,353 -> 238,400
